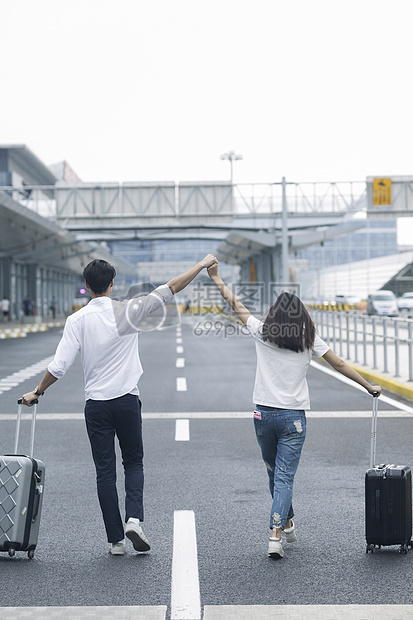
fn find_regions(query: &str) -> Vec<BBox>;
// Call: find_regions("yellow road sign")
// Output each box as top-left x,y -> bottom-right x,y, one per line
372,178 -> 392,205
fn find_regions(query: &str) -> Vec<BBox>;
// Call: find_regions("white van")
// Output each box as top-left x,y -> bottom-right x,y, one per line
367,291 -> 398,316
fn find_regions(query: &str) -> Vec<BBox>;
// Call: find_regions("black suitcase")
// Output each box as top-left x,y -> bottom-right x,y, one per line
365,394 -> 412,553
0,399 -> 45,559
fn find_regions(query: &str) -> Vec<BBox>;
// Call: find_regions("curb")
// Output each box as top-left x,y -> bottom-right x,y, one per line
349,363 -> 413,401
0,321 -> 64,339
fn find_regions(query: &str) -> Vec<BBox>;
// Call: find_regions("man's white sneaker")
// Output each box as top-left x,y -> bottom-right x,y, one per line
125,518 -> 151,552
282,521 -> 297,543
110,539 -> 126,555
268,537 -> 284,559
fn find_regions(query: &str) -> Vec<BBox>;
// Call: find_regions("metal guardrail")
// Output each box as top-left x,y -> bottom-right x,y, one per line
310,309 -> 413,382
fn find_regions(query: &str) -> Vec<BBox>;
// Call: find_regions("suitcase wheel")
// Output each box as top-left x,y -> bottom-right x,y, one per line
8,548 -> 15,558
399,544 -> 408,555
366,544 -> 375,554
28,549 -> 35,559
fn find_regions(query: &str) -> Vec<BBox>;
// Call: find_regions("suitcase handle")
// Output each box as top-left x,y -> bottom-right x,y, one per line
15,399 -> 39,458
32,470 -> 43,523
369,392 -> 380,469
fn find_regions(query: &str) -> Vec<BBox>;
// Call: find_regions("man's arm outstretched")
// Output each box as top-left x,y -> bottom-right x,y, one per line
167,254 -> 217,294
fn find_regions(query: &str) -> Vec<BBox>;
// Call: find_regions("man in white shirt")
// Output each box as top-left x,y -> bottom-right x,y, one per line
22,254 -> 217,555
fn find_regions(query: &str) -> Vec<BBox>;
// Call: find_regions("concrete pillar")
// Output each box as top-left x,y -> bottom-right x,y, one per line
36,267 -> 43,318
240,262 -> 250,282
2,257 -> 12,299
261,252 -> 272,306
272,247 -> 283,282
27,264 -> 37,304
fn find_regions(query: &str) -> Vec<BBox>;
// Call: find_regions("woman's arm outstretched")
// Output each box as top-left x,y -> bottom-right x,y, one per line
207,262 -> 252,325
323,349 -> 381,396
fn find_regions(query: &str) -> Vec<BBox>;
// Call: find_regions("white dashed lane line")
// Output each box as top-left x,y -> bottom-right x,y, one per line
176,377 -> 187,392
175,419 -> 190,441
176,326 -> 186,392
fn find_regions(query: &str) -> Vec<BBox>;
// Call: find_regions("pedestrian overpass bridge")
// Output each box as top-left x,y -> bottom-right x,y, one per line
6,178 -> 367,281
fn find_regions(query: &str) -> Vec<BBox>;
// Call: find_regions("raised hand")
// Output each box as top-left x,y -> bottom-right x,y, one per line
201,254 -> 218,269
207,262 -> 219,278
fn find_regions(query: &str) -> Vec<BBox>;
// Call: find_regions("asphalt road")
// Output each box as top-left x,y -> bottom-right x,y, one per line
1,316 -> 412,615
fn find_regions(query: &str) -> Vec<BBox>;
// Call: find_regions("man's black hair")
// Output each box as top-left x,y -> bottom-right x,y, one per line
83,259 -> 116,295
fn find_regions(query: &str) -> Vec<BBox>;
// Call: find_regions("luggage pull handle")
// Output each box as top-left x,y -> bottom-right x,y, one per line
15,399 -> 39,458
369,391 -> 380,469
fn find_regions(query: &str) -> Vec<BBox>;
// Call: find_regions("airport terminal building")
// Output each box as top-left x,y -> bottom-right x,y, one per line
0,146 -> 134,321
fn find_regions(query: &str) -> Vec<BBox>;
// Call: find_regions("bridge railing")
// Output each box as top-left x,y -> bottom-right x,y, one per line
234,180 -> 366,215
310,309 -> 413,383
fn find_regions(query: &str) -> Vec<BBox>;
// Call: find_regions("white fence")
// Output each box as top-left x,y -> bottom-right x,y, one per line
311,310 -> 413,382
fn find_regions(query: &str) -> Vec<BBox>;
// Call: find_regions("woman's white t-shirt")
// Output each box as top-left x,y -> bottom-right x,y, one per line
246,315 -> 330,410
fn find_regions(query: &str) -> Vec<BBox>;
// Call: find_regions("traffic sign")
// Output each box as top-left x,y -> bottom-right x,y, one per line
372,178 -> 392,205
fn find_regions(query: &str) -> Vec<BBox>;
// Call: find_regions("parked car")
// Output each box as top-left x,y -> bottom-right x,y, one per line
398,292 -> 413,314
367,291 -> 398,316
335,294 -> 362,307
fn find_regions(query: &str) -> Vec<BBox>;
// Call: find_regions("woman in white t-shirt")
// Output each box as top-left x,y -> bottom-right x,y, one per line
208,263 -> 381,559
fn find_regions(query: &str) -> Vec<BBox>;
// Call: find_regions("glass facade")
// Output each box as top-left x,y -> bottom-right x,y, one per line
108,239 -> 218,264
295,219 -> 398,270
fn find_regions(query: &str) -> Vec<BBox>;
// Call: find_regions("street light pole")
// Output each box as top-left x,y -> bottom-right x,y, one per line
220,151 -> 243,213
220,151 -> 243,184
281,176 -> 289,284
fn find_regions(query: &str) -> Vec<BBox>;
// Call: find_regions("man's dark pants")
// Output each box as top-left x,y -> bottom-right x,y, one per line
84,393 -> 144,543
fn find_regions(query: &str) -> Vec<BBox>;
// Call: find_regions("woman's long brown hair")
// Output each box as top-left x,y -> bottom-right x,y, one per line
261,292 -> 315,353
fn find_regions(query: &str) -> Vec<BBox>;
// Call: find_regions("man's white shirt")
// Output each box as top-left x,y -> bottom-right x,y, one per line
48,285 -> 173,401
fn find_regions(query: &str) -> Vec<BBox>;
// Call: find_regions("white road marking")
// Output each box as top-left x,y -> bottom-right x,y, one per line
0,357 -> 54,394
176,345 -> 184,354
0,603 -> 411,619
176,358 -> 185,368
176,337 -> 183,344
175,419 -> 190,441
0,410 -> 410,421
143,410 -> 411,419
0,606 -> 167,619
6,372 -> 34,378
310,360 -> 413,414
203,605 -> 413,619
0,413 -> 85,420
171,510 -> 201,620
176,377 -> 187,391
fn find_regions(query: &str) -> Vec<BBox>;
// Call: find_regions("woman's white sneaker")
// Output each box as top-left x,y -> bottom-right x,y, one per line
268,537 -> 284,559
282,521 -> 297,543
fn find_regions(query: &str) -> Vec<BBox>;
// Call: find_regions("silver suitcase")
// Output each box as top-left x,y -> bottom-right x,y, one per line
0,399 -> 45,559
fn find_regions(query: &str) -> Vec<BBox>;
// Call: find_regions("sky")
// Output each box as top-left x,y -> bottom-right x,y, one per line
1,0 -> 413,242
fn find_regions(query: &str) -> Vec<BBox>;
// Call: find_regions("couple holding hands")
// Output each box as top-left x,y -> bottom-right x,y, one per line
22,254 -> 380,558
